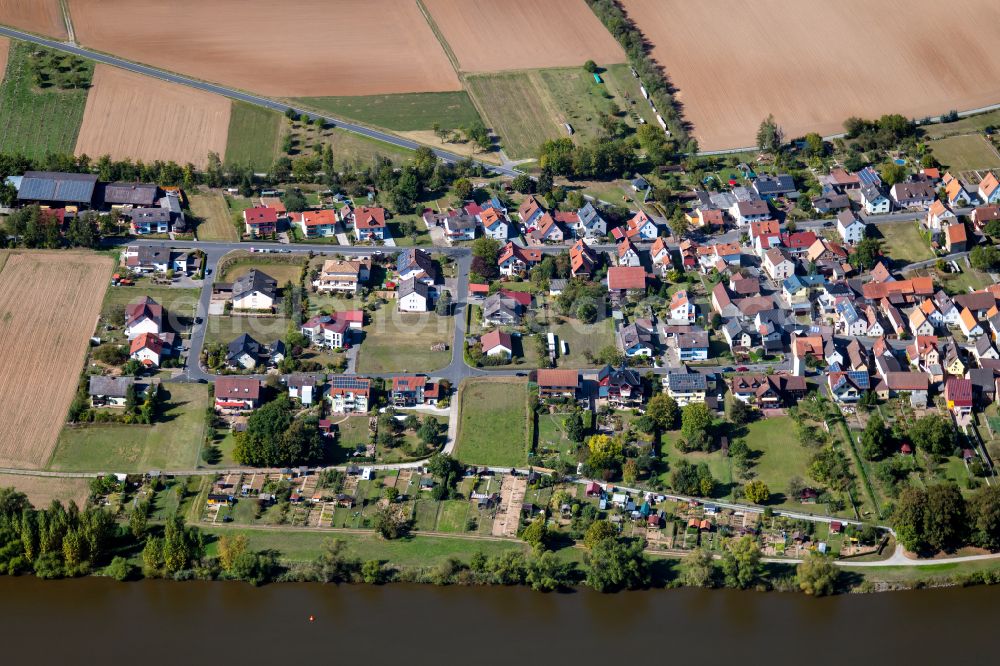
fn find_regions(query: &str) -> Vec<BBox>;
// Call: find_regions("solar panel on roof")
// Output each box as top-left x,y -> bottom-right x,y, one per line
329,376 -> 370,390
17,172 -> 97,203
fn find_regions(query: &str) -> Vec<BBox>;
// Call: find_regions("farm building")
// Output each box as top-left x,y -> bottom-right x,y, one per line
15,171 -> 98,208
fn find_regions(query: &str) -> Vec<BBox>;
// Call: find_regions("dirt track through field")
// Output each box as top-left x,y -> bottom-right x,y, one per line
75,65 -> 231,169
67,0 -> 461,96
621,0 -> 1000,151
0,1 -> 67,40
0,252 -> 112,469
0,37 -> 9,79
423,0 -> 625,72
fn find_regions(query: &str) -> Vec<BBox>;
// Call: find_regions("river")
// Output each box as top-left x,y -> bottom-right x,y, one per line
1,576 -> 994,663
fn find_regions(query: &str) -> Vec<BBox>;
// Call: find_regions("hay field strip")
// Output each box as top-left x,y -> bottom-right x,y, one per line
464,71 -> 564,159
68,0 -> 461,97
0,473 -> 90,508
621,0 -> 1000,150
0,252 -> 112,469
225,101 -> 282,171
75,64 -> 230,169
0,36 -> 8,79
423,0 -> 625,73
0,0 -> 67,40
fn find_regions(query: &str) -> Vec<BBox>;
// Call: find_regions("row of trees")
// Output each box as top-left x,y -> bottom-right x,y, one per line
894,483 -> 1000,555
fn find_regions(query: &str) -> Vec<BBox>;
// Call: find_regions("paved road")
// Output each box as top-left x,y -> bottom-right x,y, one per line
0,25 -> 521,178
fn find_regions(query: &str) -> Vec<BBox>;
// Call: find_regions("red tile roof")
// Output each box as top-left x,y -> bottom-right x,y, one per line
607,266 -> 648,291
244,206 -> 278,224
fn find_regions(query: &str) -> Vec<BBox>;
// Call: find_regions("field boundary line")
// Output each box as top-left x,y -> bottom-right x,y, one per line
414,0 -> 462,76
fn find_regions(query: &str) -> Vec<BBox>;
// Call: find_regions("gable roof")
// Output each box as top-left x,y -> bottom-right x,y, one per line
536,369 -> 579,388
102,182 -> 158,206
480,328 -> 512,352
244,206 -> 278,225
233,269 -> 277,300
354,206 -> 386,230
18,171 -> 97,203
607,266 -> 647,291
215,377 -> 261,401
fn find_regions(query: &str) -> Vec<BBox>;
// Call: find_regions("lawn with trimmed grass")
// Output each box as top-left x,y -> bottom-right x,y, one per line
292,91 -> 481,132
927,134 -> 1000,171
0,42 -> 92,159
658,430 -> 735,499
937,264 -> 994,295
49,384 -> 209,472
225,101 -> 282,170
356,306 -> 453,373
203,314 -> 290,349
202,526 -> 526,565
742,417 -> 815,510
876,222 -> 934,264
330,415 -> 372,463
219,257 -> 305,285
455,377 -> 529,467
548,315 -> 615,368
189,192 -> 239,242
536,411 -> 583,462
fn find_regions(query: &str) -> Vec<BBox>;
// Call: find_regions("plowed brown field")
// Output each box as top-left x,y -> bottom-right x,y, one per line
0,252 -> 111,469
621,0 -> 1000,150
0,1 -> 66,39
423,0 -> 625,72
67,0 -> 461,96
75,65 -> 231,169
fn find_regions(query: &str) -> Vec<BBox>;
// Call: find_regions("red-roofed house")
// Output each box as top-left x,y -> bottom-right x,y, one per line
607,266 -> 648,294
945,223 -> 968,253
497,242 -> 542,276
979,172 -> 1000,204
243,206 -> 278,236
214,377 -> 261,413
129,332 -> 163,367
353,206 -> 386,241
295,209 -> 338,238
945,377 -> 973,418
480,329 -> 513,360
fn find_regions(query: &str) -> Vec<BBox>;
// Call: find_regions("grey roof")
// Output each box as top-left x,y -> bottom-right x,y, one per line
396,248 -> 435,278
227,333 -> 264,363
577,202 -> 605,229
102,182 -> 158,206
753,174 -> 795,196
483,293 -> 520,322
621,323 -> 652,349
232,269 -> 277,301
399,277 -> 429,299
87,375 -> 135,398
666,372 -> 707,391
18,171 -> 98,204
677,331 -> 709,349
131,207 -> 171,224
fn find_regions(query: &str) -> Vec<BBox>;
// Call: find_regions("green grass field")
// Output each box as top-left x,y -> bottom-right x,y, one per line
202,526 -> 526,566
938,264 -> 994,295
455,377 -> 528,467
742,417 -> 815,510
188,192 -> 239,242
548,316 -> 615,368
538,67 -> 621,146
291,91 -> 481,132
0,41 -> 92,159
875,222 -> 934,264
225,101 -> 282,170
48,384 -> 209,472
927,134 -> 1000,171
465,71 -> 563,159
203,314 -> 290,349
219,258 -> 304,285
356,307 -> 453,374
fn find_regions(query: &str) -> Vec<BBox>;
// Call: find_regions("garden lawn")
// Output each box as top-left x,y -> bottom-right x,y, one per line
658,430 -> 734,499
203,314 -> 290,349
225,101 -> 282,170
938,264 -> 994,295
189,192 -> 239,241
0,42 -> 92,158
536,411 -> 581,461
876,222 -> 933,264
219,258 -> 304,285
49,384 -> 209,472
356,307 -> 453,373
548,316 -> 615,368
927,134 -> 1000,171
202,526 -> 526,565
742,417 -> 814,510
455,377 -> 529,467
292,91 -> 481,131
330,415 -> 371,462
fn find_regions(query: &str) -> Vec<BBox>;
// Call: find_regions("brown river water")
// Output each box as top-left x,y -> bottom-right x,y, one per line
0,576 -> 994,664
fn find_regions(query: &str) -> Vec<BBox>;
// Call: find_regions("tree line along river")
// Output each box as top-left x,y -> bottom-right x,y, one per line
1,575 -> 996,663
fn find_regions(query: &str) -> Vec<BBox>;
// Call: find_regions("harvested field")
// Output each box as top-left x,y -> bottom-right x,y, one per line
0,252 -> 112,469
621,0 -> 1000,151
0,1 -> 67,39
0,474 -> 90,508
0,37 -> 8,78
75,65 -> 230,169
423,0 -> 625,72
68,0 -> 461,96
